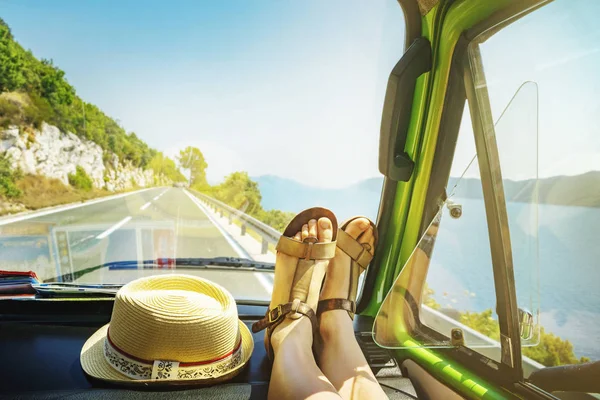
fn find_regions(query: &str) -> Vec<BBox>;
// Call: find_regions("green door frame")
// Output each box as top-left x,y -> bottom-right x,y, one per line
358,1 -> 555,398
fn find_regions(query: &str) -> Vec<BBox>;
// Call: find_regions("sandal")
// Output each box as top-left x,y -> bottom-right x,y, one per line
317,216 -> 378,320
251,207 -> 338,359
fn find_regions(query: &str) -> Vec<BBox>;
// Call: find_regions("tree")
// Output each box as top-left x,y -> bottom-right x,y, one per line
522,328 -> 590,367
422,288 -> 589,367
259,209 -> 296,232
0,153 -> 21,198
0,21 -> 26,92
211,172 -> 262,217
460,309 -> 500,340
178,146 -> 208,188
148,152 -> 185,182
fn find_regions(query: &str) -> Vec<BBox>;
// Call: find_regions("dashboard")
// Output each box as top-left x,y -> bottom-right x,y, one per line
0,300 -> 416,399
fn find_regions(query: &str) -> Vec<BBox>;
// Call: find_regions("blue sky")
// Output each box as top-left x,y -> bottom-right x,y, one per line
2,0 -> 598,187
0,0 -> 405,187
451,0 -> 600,181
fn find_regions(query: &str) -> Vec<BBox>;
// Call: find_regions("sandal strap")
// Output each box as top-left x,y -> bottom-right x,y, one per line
336,229 -> 374,268
252,300 -> 318,334
276,236 -> 337,260
317,298 -> 356,316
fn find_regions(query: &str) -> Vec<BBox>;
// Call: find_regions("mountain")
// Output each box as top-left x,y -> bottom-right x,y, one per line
253,175 -> 384,222
255,171 -> 600,222
449,171 -> 600,207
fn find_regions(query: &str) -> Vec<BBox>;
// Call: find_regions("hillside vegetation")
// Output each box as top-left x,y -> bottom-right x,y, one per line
424,288 -> 590,367
0,18 -> 155,167
0,18 -> 184,210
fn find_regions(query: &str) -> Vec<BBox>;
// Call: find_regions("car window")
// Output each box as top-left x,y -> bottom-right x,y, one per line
0,1 -> 404,301
474,0 -> 598,371
373,85 -> 537,364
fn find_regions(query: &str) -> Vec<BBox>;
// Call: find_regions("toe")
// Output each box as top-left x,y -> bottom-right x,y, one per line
301,224 -> 309,241
308,219 -> 317,239
293,231 -> 302,241
344,217 -> 370,239
360,227 -> 373,245
317,217 -> 333,243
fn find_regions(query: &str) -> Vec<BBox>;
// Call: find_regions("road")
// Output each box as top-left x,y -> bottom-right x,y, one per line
0,187 -> 274,302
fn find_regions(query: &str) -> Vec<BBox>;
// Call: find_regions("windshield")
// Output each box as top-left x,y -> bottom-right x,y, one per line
0,1 -> 404,301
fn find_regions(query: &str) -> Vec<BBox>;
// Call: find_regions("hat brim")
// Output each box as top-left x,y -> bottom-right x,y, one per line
80,320 -> 254,386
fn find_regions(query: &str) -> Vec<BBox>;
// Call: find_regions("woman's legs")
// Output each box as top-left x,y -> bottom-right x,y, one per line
267,218 -> 341,400
269,317 -> 340,400
317,218 -> 388,400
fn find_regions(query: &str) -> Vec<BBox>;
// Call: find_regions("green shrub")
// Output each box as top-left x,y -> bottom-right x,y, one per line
0,96 -> 21,128
259,209 -> 296,232
0,154 -> 21,198
68,166 -> 93,191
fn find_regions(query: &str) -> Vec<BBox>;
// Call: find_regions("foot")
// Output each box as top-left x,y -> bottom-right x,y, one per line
270,217 -> 334,354
318,218 -> 374,341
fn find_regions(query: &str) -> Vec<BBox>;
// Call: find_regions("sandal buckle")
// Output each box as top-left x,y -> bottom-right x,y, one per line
269,305 -> 283,323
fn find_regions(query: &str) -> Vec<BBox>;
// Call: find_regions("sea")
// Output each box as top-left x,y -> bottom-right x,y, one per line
405,197 -> 600,361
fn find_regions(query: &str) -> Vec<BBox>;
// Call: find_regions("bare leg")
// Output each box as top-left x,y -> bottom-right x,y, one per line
318,218 -> 388,400
269,317 -> 341,400
267,218 -> 341,400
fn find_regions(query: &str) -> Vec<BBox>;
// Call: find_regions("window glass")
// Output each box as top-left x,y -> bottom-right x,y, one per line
476,0 -> 599,368
374,51 -> 540,365
0,1 -> 404,302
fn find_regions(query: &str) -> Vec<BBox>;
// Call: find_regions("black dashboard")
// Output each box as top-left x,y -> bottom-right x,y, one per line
0,300 -> 416,399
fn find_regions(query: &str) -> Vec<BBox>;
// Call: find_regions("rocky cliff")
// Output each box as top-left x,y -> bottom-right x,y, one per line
0,123 -> 169,192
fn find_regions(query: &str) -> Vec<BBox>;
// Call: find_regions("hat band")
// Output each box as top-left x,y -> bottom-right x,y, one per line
103,334 -> 243,381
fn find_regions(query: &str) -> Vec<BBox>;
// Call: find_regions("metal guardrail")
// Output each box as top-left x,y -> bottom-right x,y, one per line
189,189 -> 281,254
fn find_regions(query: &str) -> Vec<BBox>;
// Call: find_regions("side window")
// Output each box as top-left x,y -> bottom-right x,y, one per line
476,0 -> 598,371
374,1 -> 598,387
373,83 -> 536,365
422,102 -> 502,362
373,101 -> 508,361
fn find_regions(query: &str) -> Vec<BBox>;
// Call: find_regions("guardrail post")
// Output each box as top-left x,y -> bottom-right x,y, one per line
261,238 -> 268,254
228,213 -> 233,224
219,209 -> 223,218
241,224 -> 246,236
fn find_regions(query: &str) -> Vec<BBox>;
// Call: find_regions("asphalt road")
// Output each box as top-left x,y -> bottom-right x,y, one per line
0,187 -> 273,302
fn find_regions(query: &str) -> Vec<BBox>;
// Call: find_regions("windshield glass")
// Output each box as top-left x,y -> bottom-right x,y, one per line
0,1 -> 404,301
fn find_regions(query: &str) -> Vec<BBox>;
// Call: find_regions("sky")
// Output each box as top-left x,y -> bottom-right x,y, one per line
0,0 -> 405,188
1,0 -> 598,188
450,0 -> 600,181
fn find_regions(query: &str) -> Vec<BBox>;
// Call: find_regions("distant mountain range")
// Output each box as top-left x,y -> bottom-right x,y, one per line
448,171 -> 600,207
253,175 -> 383,222
254,171 -> 600,221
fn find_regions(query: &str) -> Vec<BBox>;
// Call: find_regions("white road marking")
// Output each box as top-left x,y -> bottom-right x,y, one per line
0,188 -> 152,226
153,196 -> 159,201
254,272 -> 274,294
182,189 -> 250,258
140,202 -> 151,210
96,216 -> 132,239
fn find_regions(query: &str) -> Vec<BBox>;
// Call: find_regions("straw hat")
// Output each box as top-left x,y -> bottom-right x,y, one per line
80,274 -> 253,385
